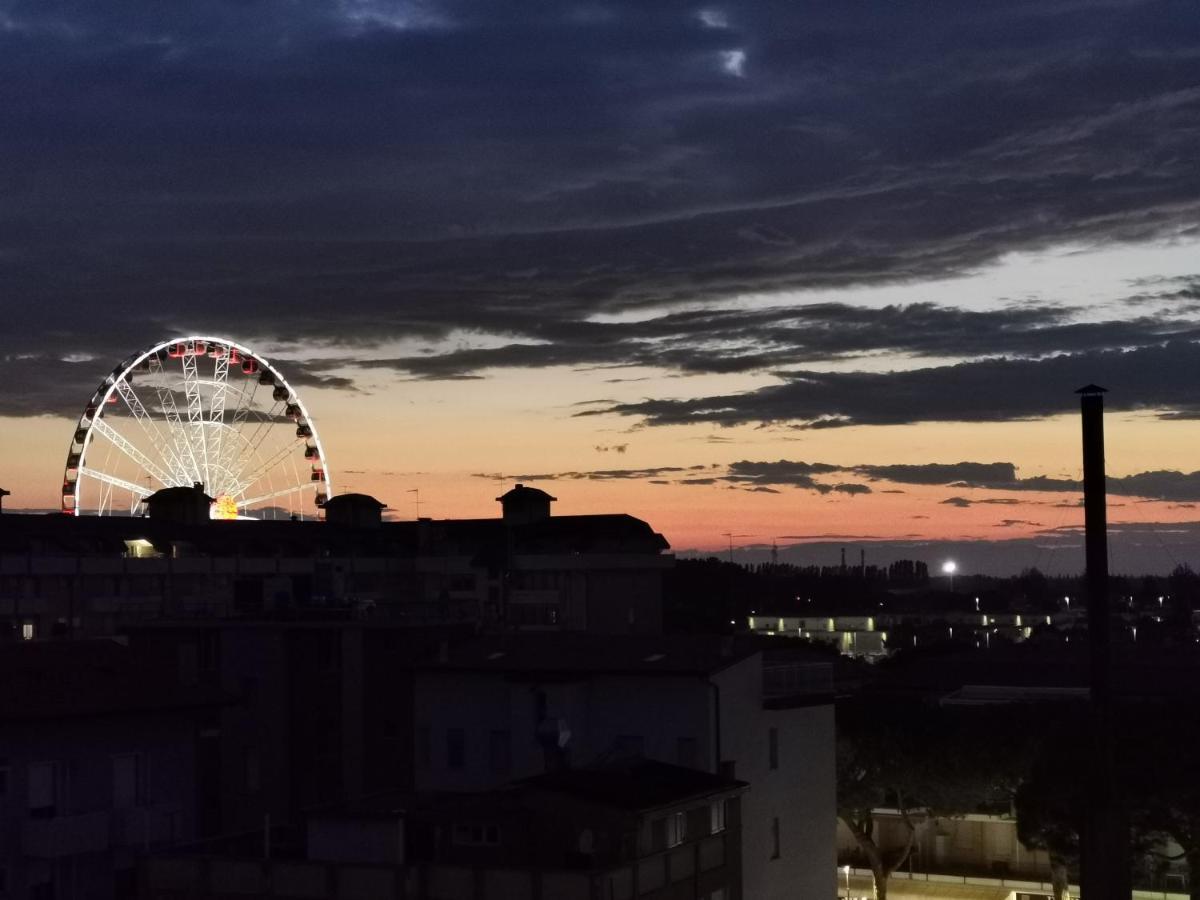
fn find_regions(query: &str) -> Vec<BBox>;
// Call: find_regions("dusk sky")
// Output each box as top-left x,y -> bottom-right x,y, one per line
5,0 -> 1200,572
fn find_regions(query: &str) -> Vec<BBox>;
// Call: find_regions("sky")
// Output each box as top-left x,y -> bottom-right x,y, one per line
4,0 -> 1200,573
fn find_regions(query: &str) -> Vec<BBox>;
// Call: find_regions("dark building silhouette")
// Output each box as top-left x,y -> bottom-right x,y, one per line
142,484 -> 213,525
496,483 -> 556,525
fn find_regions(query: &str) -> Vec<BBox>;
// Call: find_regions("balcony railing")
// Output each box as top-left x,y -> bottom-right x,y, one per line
23,811 -> 110,857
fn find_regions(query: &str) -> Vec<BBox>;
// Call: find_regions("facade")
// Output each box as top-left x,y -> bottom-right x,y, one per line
0,639 -> 224,900
411,634 -> 836,900
141,760 -> 746,900
0,487 -> 671,638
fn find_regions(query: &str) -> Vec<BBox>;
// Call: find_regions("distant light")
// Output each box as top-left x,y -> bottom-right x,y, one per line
942,560 -> 957,575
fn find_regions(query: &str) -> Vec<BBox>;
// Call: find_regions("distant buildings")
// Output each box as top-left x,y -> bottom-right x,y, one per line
0,484 -> 670,638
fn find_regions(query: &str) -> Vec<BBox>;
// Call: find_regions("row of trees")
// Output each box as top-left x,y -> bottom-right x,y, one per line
837,696 -> 1200,900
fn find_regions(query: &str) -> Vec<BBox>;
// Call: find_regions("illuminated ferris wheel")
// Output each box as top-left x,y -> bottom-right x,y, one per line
62,337 -> 332,519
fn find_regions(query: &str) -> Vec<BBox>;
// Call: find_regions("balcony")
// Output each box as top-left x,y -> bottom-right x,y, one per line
23,811 -> 110,857
115,805 -> 183,848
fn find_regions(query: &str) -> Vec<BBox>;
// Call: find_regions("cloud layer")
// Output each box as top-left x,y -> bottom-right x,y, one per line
4,0 -> 1200,425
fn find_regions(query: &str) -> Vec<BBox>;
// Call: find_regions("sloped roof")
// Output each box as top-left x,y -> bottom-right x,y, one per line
520,758 -> 746,811
414,632 -> 770,676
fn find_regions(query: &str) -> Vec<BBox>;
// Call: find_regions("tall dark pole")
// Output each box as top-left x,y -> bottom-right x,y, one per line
1077,384 -> 1129,899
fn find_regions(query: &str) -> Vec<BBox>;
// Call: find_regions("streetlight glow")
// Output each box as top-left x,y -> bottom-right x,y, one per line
942,560 -> 957,575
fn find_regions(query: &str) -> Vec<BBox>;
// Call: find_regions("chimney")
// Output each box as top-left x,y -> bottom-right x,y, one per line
496,483 -> 556,525
1076,384 -> 1129,899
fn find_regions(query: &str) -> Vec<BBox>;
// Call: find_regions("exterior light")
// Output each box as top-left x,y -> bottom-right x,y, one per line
942,560 -> 957,575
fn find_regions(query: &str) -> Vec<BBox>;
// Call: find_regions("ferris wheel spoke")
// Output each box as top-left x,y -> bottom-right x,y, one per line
152,358 -> 202,485
211,367 -> 255,494
89,417 -> 176,488
180,352 -> 210,489
78,466 -> 154,500
206,352 -> 231,490
114,379 -> 191,485
230,437 -> 304,498
227,402 -> 286,488
239,482 -> 314,508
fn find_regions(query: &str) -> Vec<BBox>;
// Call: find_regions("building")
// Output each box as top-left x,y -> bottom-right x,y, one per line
141,759 -> 747,900
0,486 -> 671,638
0,639 -> 225,900
410,633 -> 836,900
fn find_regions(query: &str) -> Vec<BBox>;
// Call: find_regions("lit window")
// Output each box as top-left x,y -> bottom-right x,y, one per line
666,811 -> 687,848
21,622 -> 33,641
710,800 -> 726,834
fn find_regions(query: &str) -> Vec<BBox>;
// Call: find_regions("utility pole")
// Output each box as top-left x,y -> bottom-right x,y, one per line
1077,383 -> 1130,899
720,533 -> 754,565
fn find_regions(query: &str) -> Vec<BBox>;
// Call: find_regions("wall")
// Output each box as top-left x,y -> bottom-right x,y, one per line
713,656 -> 836,900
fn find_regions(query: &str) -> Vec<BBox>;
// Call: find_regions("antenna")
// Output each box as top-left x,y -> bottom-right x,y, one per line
771,539 -> 779,567
407,488 -> 420,519
721,533 -> 756,565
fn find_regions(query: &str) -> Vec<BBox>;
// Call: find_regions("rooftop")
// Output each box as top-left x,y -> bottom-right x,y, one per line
520,758 -> 747,812
414,632 -> 827,677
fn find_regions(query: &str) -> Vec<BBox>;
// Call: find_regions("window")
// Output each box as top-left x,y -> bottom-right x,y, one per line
20,622 -> 33,641
112,754 -> 146,809
489,730 -> 511,775
710,800 -> 726,834
28,762 -> 58,819
676,737 -> 698,770
770,816 -> 781,859
768,727 -> 779,770
665,811 -> 687,848
447,728 -> 466,770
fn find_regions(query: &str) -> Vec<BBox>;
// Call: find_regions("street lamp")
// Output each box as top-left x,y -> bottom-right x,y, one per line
842,864 -> 851,899
942,560 -> 957,593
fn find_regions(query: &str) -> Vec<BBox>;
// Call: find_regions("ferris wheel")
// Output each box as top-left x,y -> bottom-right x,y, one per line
62,336 -> 332,519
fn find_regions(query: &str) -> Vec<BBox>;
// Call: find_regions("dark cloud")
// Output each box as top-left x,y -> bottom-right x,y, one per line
589,342 -> 1200,429
832,483 -> 871,495
4,0 -> 1200,417
857,462 -> 1018,487
470,455 -> 1200,503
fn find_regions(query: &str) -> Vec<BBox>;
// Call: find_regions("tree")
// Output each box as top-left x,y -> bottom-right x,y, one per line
837,699 -> 1030,900
1014,738 -> 1081,900
1123,705 -> 1200,899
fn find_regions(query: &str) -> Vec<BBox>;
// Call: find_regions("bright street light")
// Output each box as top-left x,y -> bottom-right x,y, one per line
942,560 -> 957,592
